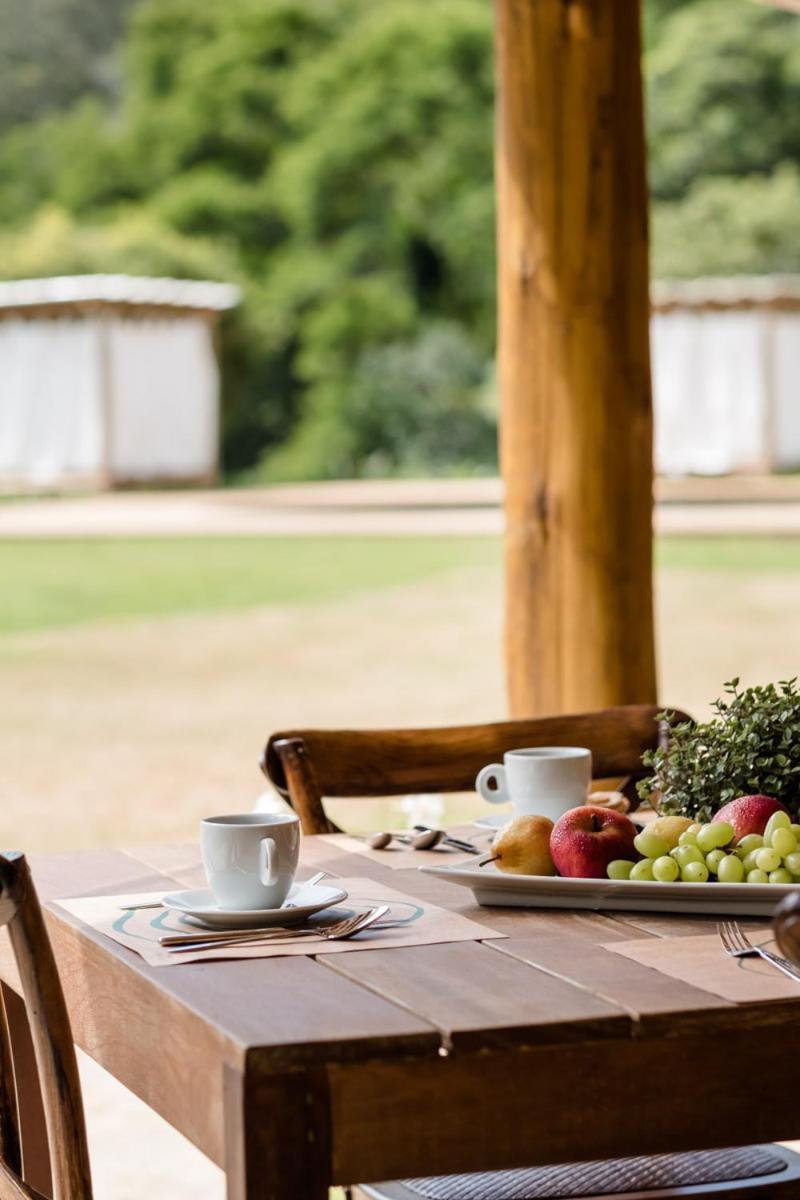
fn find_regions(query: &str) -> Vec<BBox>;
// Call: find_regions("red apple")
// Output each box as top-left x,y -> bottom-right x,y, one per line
712,795 -> 789,840
550,805 -> 638,879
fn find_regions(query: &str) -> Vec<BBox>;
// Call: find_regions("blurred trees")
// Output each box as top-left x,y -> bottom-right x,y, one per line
0,0 -> 798,478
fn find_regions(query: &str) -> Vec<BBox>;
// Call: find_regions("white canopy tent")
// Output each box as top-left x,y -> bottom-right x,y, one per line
0,275 -> 239,491
652,276 -> 800,476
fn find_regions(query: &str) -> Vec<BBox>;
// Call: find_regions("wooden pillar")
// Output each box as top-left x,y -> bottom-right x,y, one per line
495,0 -> 657,717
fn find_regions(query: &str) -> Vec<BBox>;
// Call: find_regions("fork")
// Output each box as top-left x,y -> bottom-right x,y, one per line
164,905 -> 390,954
718,920 -> 800,983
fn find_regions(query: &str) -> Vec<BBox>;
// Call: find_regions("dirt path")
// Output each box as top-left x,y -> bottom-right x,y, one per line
5,476 -> 800,537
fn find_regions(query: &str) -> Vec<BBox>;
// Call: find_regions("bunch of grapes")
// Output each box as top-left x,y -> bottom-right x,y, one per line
607,811 -> 800,884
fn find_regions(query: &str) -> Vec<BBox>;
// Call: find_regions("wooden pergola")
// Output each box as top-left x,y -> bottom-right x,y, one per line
496,3 -> 656,718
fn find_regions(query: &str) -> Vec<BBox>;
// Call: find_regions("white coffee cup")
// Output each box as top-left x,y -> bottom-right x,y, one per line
201,813 -> 300,910
475,747 -> 592,822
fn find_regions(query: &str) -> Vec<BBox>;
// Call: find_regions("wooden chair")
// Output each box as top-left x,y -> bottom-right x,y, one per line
263,706 -> 800,1199
0,850 -> 92,1200
261,704 -> 692,835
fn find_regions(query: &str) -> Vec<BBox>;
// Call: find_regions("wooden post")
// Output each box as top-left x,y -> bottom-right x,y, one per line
495,0 -> 657,717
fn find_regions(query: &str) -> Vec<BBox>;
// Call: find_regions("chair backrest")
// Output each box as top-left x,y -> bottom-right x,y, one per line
0,852 -> 92,1200
262,704 -> 691,835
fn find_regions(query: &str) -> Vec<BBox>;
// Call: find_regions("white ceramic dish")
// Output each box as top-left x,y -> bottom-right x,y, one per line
472,812 -> 511,832
420,861 -> 800,917
161,882 -> 348,929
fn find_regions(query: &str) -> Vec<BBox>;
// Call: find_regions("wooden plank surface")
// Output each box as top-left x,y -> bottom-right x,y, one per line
0,848 -> 440,1165
328,1026 -> 800,1184
324,940 -> 628,1050
5,836 -> 800,1178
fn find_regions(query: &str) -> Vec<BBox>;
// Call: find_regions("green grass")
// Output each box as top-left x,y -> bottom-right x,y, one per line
3,534 -> 800,637
656,536 -> 800,571
0,536 -> 501,635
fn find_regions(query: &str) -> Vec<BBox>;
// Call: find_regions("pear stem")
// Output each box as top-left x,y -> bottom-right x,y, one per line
479,855 -> 500,867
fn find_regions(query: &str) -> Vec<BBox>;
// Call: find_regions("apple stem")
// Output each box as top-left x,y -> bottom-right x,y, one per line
479,855 -> 500,868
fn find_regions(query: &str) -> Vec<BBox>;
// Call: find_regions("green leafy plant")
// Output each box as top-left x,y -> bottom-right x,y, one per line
640,679 -> 800,823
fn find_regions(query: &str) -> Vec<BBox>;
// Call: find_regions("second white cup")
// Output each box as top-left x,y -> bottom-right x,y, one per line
201,812 -> 300,910
475,746 -> 591,822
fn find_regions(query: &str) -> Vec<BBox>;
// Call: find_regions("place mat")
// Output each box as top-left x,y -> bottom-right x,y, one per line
605,929 -> 800,1003
55,877 -> 504,967
316,828 -> 493,870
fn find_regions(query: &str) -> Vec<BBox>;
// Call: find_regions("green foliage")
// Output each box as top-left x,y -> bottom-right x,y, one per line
652,165 -> 800,278
260,323 -> 496,481
647,0 -> 800,201
640,680 -> 800,823
0,0 -> 133,133
2,0 -> 800,477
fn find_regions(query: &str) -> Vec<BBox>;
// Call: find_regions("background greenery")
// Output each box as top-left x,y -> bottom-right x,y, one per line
1,0 -> 798,479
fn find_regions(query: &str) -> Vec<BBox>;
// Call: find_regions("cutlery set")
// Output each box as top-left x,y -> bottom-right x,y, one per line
160,903 -> 390,955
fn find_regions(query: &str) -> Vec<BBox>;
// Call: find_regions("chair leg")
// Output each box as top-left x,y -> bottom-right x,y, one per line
1,983 -> 53,1199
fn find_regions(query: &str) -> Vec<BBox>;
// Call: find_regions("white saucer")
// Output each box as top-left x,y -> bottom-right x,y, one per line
472,812 -> 512,831
160,882 -> 348,930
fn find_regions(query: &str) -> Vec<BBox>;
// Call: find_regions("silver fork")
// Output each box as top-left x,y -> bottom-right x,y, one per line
164,905 -> 390,954
718,920 -> 800,983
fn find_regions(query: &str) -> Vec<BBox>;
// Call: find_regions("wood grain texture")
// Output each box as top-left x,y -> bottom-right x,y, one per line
264,705 -> 687,834
0,989 -> 21,1182
0,850 -> 439,1167
0,854 -> 91,1200
495,0 -> 656,717
0,987 -> 51,1199
328,1028 -> 800,1184
323,940 -> 628,1051
224,1062 -> 330,1200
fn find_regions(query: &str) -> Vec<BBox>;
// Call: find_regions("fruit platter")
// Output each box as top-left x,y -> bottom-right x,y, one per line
423,795 -> 800,917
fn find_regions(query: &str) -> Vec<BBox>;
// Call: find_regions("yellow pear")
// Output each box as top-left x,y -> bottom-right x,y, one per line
489,814 -> 555,876
648,815 -> 693,849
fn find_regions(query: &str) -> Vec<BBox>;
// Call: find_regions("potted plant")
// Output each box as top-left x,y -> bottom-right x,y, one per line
640,678 -> 800,823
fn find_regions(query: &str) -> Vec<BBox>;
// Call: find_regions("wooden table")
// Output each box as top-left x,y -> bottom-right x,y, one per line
2,838 -> 800,1200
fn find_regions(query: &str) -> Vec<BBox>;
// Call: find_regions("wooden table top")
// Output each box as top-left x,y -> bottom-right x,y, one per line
4,835 -> 800,1186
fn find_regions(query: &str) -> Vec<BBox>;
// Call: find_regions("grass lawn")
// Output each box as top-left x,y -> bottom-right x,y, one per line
0,536 -> 501,634
3,534 -> 800,636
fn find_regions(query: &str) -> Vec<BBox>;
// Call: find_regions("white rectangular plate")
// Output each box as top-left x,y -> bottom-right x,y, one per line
420,861 -> 800,917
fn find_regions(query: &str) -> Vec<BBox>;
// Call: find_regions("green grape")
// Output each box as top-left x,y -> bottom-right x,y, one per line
736,834 -> 763,856
772,828 -> 798,858
742,850 -> 762,874
633,831 -> 669,859
607,860 -> 634,880
764,811 -> 792,842
769,868 -> 794,885
705,849 -> 726,875
791,824 -> 800,840
784,852 -> 800,876
681,861 -> 709,883
755,847 -> 782,873
717,854 -> 745,884
747,869 -> 770,884
630,859 -> 654,882
672,844 -> 703,868
697,823 -> 734,853
678,830 -> 698,847
652,855 -> 679,883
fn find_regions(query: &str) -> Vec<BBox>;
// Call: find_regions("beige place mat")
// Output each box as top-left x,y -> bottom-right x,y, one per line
55,877 -> 504,967
605,929 -> 800,1003
316,828 -> 493,870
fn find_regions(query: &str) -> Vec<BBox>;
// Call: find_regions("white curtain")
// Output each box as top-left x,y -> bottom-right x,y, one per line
0,318 -> 103,486
771,314 -> 800,470
107,317 -> 218,481
652,310 -> 767,475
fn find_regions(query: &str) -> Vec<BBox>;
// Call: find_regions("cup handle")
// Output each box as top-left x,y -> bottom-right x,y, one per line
259,837 -> 279,887
476,763 -> 508,805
